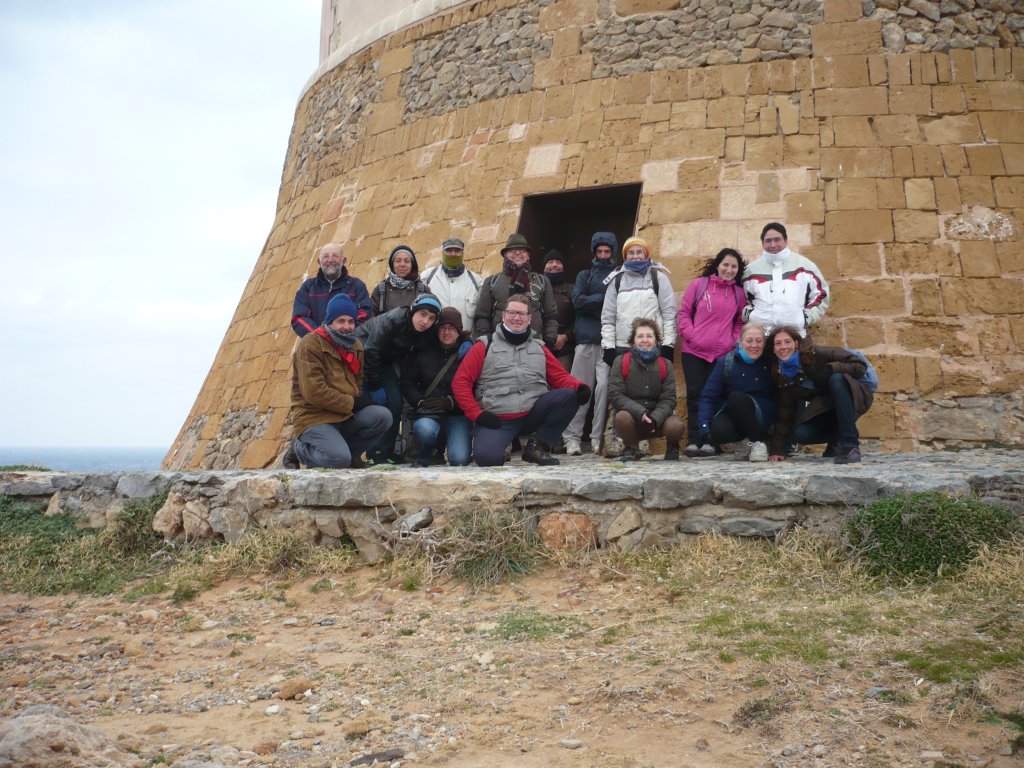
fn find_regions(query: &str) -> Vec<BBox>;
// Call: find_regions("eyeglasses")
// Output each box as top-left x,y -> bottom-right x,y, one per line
503,310 -> 529,318
763,237 -> 785,245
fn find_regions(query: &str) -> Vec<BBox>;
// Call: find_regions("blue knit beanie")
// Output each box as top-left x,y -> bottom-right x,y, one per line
324,293 -> 358,326
410,294 -> 442,317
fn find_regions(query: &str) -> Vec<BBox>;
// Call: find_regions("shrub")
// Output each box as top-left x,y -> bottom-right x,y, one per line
845,492 -> 1019,579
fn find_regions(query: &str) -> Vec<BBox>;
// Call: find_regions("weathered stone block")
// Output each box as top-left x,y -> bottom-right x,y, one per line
959,241 -> 1000,278
784,135 -> 819,167
815,87 -> 888,117
957,177 -> 996,207
887,243 -> 960,276
642,478 -> 716,509
830,278 -> 906,315
650,129 -> 725,160
614,0 -> 677,14
996,242 -> 1024,275
573,477 -> 644,501
539,0 -> 597,32
994,178 -> 1024,207
677,158 -> 720,190
888,85 -> 932,115
785,192 -> 825,224
538,512 -> 596,552
843,317 -> 886,348
745,136 -> 783,170
894,320 -> 973,355
649,191 -> 719,224
941,278 -> 1024,315
934,178 -> 961,213
834,178 -> 878,210
904,178 -> 936,211
1002,144 -> 1024,175
836,244 -> 882,276
979,112 -> 1024,143
893,210 -> 939,243
871,354 -> 917,392
832,116 -> 875,147
804,476 -> 883,506
825,210 -> 893,244
820,148 -> 893,178
720,477 -> 804,508
707,96 -> 745,127
811,20 -> 883,56
921,115 -> 983,145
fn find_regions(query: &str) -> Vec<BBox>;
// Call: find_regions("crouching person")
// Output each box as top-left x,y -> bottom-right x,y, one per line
286,294 -> 393,469
608,318 -> 685,461
452,294 -> 590,466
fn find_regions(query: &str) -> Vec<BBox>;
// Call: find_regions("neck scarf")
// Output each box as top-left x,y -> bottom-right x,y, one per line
387,272 -> 416,291
763,247 -> 792,265
631,345 -> 660,364
624,259 -> 650,274
441,262 -> 465,278
314,326 -> 361,374
442,253 -> 464,270
503,259 -> 530,293
736,345 -> 757,364
545,271 -> 567,286
500,324 -> 532,346
779,351 -> 802,379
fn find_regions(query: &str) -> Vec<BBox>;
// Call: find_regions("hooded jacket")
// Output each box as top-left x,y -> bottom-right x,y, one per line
741,248 -> 829,335
291,268 -> 373,336
572,232 -> 618,345
677,274 -> 746,362
600,263 -> 677,350
354,306 -> 437,390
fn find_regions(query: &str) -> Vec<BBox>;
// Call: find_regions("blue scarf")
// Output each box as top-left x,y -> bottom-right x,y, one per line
631,345 -> 660,364
736,345 -> 757,364
623,259 -> 650,274
779,351 -> 802,379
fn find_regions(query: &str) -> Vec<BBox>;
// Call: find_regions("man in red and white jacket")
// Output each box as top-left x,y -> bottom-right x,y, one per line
452,294 -> 590,467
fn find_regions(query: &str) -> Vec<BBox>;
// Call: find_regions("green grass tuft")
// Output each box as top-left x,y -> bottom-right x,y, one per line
494,609 -> 586,641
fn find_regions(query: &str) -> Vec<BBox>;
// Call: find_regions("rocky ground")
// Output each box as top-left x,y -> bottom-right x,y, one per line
1,550 -> 1022,768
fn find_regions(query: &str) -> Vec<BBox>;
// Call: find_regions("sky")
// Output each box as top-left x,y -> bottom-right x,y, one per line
0,0 -> 322,449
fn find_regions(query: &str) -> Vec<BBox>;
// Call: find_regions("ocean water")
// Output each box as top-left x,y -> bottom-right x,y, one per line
0,447 -> 167,472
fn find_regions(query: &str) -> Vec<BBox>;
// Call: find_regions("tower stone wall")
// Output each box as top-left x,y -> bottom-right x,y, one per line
165,0 -> 1024,470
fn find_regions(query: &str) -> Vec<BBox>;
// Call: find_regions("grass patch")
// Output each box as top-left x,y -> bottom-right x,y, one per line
0,465 -> 50,472
891,637 -> 1024,684
733,696 -> 791,730
494,609 -> 585,641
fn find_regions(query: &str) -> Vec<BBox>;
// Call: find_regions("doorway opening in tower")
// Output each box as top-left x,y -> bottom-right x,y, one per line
516,183 -> 642,279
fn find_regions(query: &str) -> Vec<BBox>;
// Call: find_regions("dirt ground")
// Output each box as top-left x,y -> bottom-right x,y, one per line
1,561 -> 1022,768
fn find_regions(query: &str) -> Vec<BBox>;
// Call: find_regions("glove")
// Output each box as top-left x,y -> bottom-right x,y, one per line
369,388 -> 388,406
576,384 -> 591,405
421,395 -> 453,413
353,395 -> 373,411
660,345 -> 674,361
603,348 -> 617,367
476,411 -> 501,429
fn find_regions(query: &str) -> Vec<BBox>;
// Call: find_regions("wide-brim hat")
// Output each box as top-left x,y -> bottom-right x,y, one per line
500,233 -> 532,255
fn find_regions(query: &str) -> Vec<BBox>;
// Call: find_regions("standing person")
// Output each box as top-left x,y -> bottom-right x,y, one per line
767,326 -> 873,464
562,232 -> 618,456
677,248 -> 747,457
355,294 -> 442,463
291,243 -> 373,335
473,234 -> 558,347
694,323 -> 777,462
542,250 -> 576,372
285,294 -> 392,469
599,236 -> 676,456
453,295 -> 590,467
422,237 -> 482,330
742,222 -> 828,336
400,308 -> 473,467
608,318 -> 685,462
371,245 -> 429,314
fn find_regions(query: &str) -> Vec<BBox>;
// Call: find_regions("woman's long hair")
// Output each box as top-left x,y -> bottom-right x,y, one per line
697,248 -> 746,286
767,325 -> 816,380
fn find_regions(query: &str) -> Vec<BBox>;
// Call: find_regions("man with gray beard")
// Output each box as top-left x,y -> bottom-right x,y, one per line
291,243 -> 373,336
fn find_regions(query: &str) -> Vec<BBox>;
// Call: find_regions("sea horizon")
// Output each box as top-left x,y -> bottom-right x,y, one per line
0,446 -> 167,473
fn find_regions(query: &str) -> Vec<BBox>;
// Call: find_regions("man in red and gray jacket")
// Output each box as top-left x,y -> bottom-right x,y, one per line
291,243 -> 373,336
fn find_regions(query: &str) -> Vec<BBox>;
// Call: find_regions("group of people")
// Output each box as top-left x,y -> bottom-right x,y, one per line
285,221 -> 874,470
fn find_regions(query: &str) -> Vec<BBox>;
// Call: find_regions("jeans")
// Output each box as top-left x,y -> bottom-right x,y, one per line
411,415 -> 472,466
792,372 -> 861,448
366,363 -> 402,461
563,343 -> 609,445
710,391 -> 768,445
473,388 -> 578,466
295,406 -> 393,468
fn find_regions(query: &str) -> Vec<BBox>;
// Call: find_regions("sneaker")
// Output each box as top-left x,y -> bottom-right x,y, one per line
748,441 -> 768,463
834,446 -> 862,464
282,442 -> 300,469
664,444 -> 680,461
698,443 -> 715,457
522,439 -> 559,466
684,443 -> 701,458
564,439 -> 582,456
604,434 -> 625,458
619,446 -> 643,462
733,438 -> 751,461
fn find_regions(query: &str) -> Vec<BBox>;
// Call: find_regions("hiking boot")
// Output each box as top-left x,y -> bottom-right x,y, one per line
522,439 -> 559,466
834,446 -> 862,464
564,439 -> 582,456
733,438 -> 751,461
748,441 -> 768,463
619,446 -> 643,462
663,444 -> 680,461
684,443 -> 701,458
282,442 -> 300,469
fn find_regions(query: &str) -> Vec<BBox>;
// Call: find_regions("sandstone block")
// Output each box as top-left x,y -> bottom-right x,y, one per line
966,145 -> 1006,176
641,160 -> 680,193
893,210 -> 939,243
895,320 -> 973,355
887,243 -> 960,275
539,0 -> 597,32
677,158 -> 720,190
784,135 -> 819,167
857,395 -> 895,439
153,491 -> 186,539
615,72 -> 652,104
707,96 -> 745,127
921,115 -> 983,145
871,115 -> 920,146
552,26 -> 582,58
811,20 -> 883,56
745,136 -> 783,170
843,317 -> 886,347
614,0 -> 677,13
832,55 -> 870,88
888,85 -> 931,115
824,0 -> 864,23
649,190 -> 720,224
934,178 -> 961,213
932,85 -> 966,115
941,278 -> 1024,315
830,278 -> 906,315
538,512 -> 596,552
825,210 -> 894,244
785,192 -> 825,224
892,146 -> 915,177
994,178 -> 1024,207
996,242 -> 1024,274
578,146 -> 618,187
915,355 -> 943,393
832,116 -> 875,147
757,173 -> 780,203
650,128 -> 725,160
957,177 -> 995,207
820,147 -> 893,178
815,87 -> 888,117
979,112 -> 1024,143
1001,144 -> 1024,175
834,178 -> 878,210
836,244 -> 882,276
871,354 -> 917,392
913,145 -> 945,177
380,45 -> 413,76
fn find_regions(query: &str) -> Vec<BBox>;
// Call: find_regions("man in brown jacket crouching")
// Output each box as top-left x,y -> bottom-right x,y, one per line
285,294 -> 392,468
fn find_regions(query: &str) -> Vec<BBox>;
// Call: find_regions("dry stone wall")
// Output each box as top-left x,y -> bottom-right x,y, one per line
166,0 -> 1024,470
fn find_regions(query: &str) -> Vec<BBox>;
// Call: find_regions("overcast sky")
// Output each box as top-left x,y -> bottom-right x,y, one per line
0,0 -> 321,448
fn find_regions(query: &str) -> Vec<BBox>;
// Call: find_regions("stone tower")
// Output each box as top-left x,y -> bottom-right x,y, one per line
165,0 -> 1024,470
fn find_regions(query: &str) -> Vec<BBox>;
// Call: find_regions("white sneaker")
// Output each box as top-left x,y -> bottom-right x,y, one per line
748,441 -> 768,462
698,443 -> 715,457
734,438 -> 751,461
564,439 -> 582,456
604,434 -> 625,458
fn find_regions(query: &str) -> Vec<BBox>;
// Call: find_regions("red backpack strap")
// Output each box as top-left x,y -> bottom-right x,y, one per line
621,351 -> 631,378
658,357 -> 667,381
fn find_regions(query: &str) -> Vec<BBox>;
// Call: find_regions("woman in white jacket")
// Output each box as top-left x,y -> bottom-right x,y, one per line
600,236 -> 677,369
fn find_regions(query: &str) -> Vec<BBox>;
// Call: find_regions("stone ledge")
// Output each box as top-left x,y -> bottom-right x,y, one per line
3,450 -> 1021,563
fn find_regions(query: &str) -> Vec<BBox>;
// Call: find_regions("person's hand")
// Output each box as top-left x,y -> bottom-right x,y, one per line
769,454 -> 786,462
476,411 -> 501,429
641,411 -> 653,425
369,388 -> 388,406
603,348 -> 616,367
554,333 -> 568,351
660,345 -> 674,361
421,396 -> 453,412
575,384 -> 591,405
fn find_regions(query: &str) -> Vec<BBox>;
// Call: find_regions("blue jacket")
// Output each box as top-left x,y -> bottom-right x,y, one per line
571,260 -> 617,344
696,350 -> 777,436
291,268 -> 373,336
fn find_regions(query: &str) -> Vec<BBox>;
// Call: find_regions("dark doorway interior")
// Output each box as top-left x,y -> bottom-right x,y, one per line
516,183 -> 643,281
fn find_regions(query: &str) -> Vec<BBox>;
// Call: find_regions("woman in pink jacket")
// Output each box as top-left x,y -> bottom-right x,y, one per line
677,248 -> 747,457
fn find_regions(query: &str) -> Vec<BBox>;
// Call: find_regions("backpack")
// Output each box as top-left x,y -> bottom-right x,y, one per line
621,352 -> 667,382
848,350 -> 879,392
